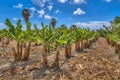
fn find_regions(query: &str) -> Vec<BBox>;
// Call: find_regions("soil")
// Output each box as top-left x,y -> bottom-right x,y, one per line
0,37 -> 120,80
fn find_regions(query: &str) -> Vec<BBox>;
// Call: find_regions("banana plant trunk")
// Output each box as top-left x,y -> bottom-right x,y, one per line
81,40 -> 84,50
111,41 -> 114,47
107,39 -> 110,44
19,43 -> 23,61
47,47 -> 50,53
75,40 -> 80,51
109,40 -> 112,45
118,45 -> 120,59
84,40 -> 87,48
65,45 -> 71,58
115,43 -> 118,54
75,41 -> 78,51
86,39 -> 90,48
22,42 -> 31,61
35,43 -> 38,46
69,45 -> 72,56
80,40 -> 82,51
27,42 -> 31,59
43,45 -> 48,68
12,47 -> 17,61
90,39 -> 93,46
113,42 -> 116,47
47,42 -> 53,53
0,37 -> 1,42
85,40 -> 87,48
17,42 -> 20,61
54,46 -> 60,68
65,45 -> 68,58
77,41 -> 80,51
23,42 -> 26,48
6,37 -> 9,45
12,42 -> 23,62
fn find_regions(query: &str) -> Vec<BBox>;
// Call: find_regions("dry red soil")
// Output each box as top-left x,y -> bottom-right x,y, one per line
0,37 -> 120,80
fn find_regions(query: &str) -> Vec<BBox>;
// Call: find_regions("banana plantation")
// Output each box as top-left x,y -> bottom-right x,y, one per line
0,9 -> 120,80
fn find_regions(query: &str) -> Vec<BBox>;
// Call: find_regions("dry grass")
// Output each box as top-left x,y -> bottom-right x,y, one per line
0,37 -> 120,80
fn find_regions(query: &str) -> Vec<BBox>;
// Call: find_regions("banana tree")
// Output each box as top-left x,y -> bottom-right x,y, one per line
114,16 -> 120,26
0,29 -> 8,44
34,22 -> 55,68
22,8 -> 30,48
0,30 -> 4,42
62,28 -> 74,58
70,24 -> 77,30
83,28 -> 94,48
91,31 -> 99,42
5,19 -> 24,62
72,27 -> 84,51
33,24 -> 41,46
53,28 -> 68,68
22,22 -> 33,61
60,24 -> 67,30
103,22 -> 120,59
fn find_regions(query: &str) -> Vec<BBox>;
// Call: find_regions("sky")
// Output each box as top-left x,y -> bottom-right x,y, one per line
0,0 -> 120,30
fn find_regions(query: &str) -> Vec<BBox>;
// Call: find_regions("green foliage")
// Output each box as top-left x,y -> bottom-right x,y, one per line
5,19 -> 24,42
73,27 -> 84,41
103,16 -> 120,45
0,29 -> 8,38
34,22 -> 55,47
5,18 -> 99,49
114,16 -> 120,25
24,22 -> 33,42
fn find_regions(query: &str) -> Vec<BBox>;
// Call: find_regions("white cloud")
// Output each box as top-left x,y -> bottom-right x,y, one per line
47,5 -> 53,11
37,9 -> 45,18
31,0 -> 51,7
29,7 -> 36,18
73,0 -> 86,4
29,7 -> 36,12
55,10 -> 59,13
13,18 -> 23,21
73,8 -> 85,15
103,0 -> 111,2
69,0 -> 86,4
13,3 -> 23,8
0,22 -> 6,29
74,21 -> 110,30
0,23 -> 4,26
13,18 -> 19,21
30,13 -> 34,18
44,14 -> 52,20
48,2 -> 54,5
58,0 -> 68,3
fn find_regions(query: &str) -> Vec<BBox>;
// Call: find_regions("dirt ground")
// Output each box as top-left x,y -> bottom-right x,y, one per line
0,37 -> 120,80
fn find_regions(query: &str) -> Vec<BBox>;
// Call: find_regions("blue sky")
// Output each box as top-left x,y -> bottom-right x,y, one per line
0,0 -> 120,29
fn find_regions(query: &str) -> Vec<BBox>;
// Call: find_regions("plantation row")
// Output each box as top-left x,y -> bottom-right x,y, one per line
0,18 -> 98,68
0,8 -> 120,69
99,16 -> 120,59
